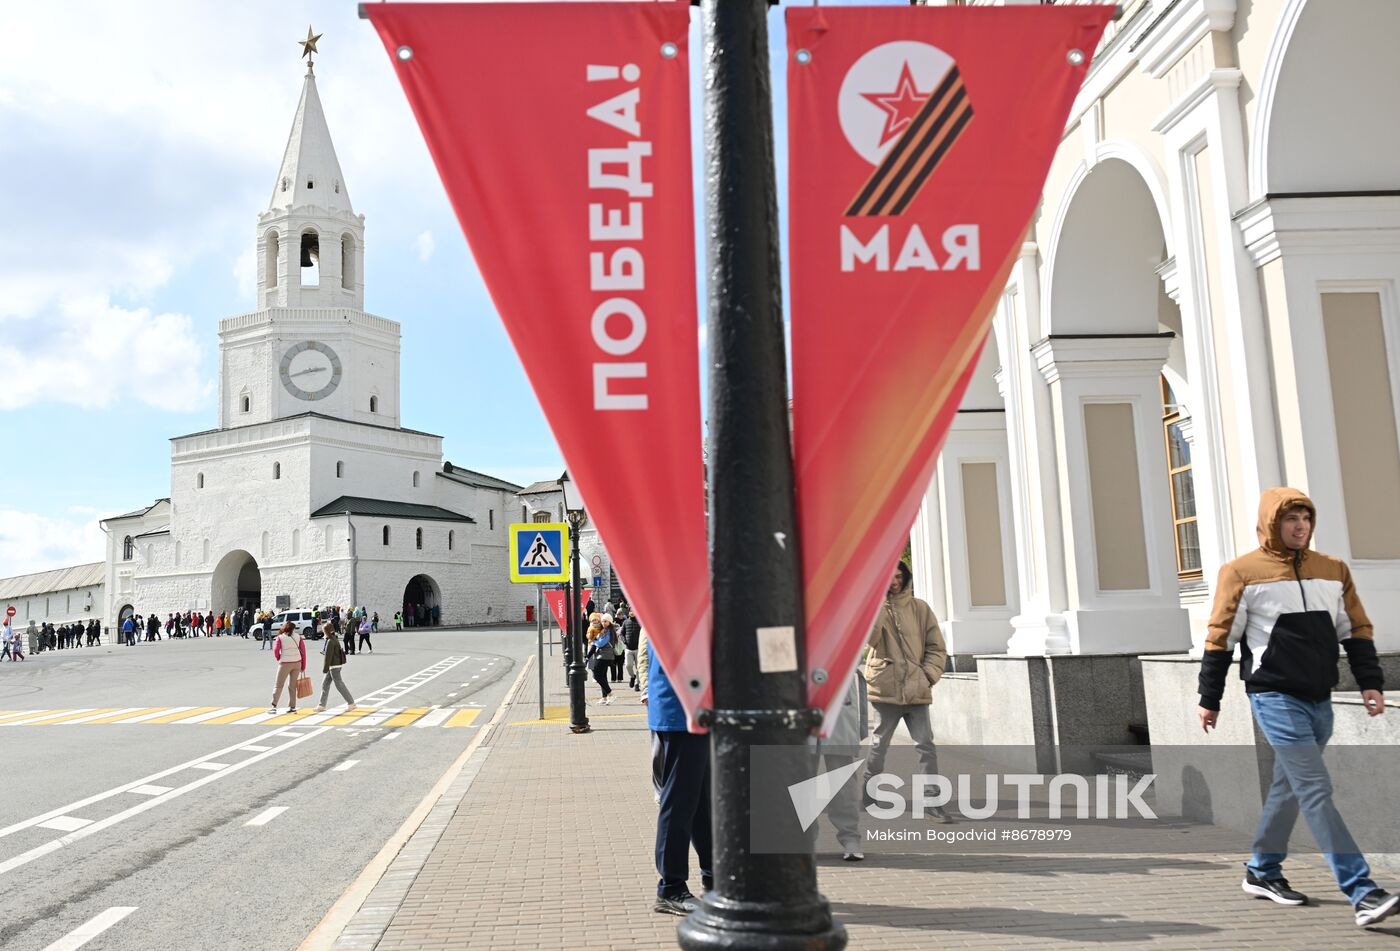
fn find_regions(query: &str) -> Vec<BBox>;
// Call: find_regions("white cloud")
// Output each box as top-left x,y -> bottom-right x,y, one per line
0,293 -> 210,411
0,508 -> 107,579
414,230 -> 436,262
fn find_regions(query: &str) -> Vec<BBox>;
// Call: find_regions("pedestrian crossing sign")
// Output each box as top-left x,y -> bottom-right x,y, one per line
508,523 -> 570,583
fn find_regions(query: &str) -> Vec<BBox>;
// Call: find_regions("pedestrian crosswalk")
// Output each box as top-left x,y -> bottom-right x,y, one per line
0,706 -> 481,729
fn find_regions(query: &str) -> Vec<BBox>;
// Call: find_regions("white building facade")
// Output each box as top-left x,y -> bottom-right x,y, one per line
85,62 -> 522,628
912,0 -> 1400,671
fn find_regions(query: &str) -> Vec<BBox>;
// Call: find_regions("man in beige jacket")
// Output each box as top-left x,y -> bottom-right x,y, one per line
861,560 -> 949,819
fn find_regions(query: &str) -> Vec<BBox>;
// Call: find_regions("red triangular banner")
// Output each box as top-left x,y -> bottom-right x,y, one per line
786,5 -> 1112,728
543,587 -> 590,634
367,3 -> 713,726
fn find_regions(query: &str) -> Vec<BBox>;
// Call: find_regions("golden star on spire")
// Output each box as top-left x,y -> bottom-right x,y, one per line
299,25 -> 323,68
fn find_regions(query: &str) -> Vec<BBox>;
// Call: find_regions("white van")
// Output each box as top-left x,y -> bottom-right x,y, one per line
250,609 -> 322,641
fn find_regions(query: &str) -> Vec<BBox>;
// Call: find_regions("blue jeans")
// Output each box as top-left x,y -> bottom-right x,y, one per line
1248,691 -> 1376,905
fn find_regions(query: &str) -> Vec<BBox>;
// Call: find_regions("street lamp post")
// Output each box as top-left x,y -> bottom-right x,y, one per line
678,1 -> 846,949
559,473 -> 591,734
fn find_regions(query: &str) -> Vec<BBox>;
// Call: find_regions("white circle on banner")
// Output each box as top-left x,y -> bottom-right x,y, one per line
838,41 -> 957,167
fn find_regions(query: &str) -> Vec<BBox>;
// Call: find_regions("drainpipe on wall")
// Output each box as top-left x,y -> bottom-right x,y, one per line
346,513 -> 357,609
98,520 -> 111,627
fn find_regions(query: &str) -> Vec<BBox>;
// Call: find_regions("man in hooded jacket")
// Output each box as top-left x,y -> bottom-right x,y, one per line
861,560 -> 949,820
1198,487 -> 1394,927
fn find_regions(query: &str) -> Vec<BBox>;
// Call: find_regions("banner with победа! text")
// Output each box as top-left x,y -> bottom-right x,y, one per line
367,2 -> 713,728
786,5 -> 1113,731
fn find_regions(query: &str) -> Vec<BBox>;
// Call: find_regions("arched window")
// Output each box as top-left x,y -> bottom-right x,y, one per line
412,470 -> 420,488
300,229 -> 320,286
382,525 -> 390,546
341,234 -> 354,290
1161,378 -> 1202,579
448,530 -> 454,551
265,230 -> 279,288
489,510 -> 495,530
370,395 -> 378,414
174,540 -> 182,566
202,538 -> 210,563
240,393 -> 251,414
197,472 -> 205,489
291,529 -> 301,557
416,527 -> 423,550
273,462 -> 281,480
336,461 -> 344,478
261,531 -> 270,559
122,535 -> 134,561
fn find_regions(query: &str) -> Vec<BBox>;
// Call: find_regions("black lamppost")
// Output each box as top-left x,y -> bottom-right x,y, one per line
559,472 -> 591,734
677,1 -> 845,948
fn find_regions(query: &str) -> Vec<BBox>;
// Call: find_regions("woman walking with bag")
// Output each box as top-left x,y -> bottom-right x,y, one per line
586,615 -> 616,705
268,621 -> 306,714
315,622 -> 356,712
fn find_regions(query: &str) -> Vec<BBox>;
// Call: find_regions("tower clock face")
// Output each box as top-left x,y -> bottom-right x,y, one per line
279,340 -> 343,401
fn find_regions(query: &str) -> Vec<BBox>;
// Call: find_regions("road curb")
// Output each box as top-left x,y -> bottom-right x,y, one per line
299,654 -> 536,951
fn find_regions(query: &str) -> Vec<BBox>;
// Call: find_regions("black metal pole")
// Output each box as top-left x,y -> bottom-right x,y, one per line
567,515 -> 591,733
678,2 -> 845,949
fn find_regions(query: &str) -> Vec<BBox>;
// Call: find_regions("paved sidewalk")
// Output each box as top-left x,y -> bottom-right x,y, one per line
322,649 -> 1400,950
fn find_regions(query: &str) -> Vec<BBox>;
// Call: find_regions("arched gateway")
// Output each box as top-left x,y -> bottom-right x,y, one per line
212,550 -> 262,613
402,574 -> 441,627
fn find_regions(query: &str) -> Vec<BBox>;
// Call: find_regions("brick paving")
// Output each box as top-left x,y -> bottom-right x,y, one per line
334,653 -> 1400,950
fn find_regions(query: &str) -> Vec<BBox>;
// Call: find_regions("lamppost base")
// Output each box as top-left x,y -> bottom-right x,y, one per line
677,893 -> 847,951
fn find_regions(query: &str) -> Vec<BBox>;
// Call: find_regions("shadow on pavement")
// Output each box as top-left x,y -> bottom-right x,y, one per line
829,901 -> 1222,941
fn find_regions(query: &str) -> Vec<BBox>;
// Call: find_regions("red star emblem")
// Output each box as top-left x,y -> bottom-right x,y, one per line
861,61 -> 930,148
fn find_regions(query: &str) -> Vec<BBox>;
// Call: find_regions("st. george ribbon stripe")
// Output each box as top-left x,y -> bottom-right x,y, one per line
887,103 -> 974,215
846,65 -> 965,216
847,66 -> 962,215
869,89 -> 972,215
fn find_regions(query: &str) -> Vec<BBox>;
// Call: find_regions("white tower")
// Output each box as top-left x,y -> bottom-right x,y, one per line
218,47 -> 401,430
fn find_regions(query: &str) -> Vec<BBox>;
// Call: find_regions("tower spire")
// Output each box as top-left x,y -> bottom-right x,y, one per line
269,29 -> 351,215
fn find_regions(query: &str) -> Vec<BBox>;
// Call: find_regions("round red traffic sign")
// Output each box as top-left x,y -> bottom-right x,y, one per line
5,605 -> 14,618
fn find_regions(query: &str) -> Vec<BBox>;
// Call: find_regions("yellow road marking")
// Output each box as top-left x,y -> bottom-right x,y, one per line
37,708 -> 126,724
203,707 -> 268,725
80,707 -> 169,724
0,710 -> 57,724
384,708 -> 431,728
144,706 -> 220,724
324,707 -> 376,726
444,709 -> 480,728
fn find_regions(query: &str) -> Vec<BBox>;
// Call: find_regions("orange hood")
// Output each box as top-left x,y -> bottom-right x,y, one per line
1256,486 -> 1316,557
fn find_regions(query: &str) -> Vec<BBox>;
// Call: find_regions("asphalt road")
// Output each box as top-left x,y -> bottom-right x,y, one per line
0,627 -> 540,951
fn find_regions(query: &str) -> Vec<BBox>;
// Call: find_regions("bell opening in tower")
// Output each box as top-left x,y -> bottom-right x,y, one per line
300,230 -> 320,286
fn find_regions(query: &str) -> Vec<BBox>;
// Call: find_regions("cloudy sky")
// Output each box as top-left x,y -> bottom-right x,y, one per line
0,1 -> 906,579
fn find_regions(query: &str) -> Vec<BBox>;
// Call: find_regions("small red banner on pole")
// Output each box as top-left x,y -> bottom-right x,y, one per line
367,2 -> 713,727
786,5 -> 1112,730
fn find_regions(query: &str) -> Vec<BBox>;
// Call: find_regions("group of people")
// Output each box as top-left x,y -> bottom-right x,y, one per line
582,599 -> 642,704
400,602 -> 439,627
635,488 -> 1396,929
8,618 -> 101,654
119,608 -> 264,644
